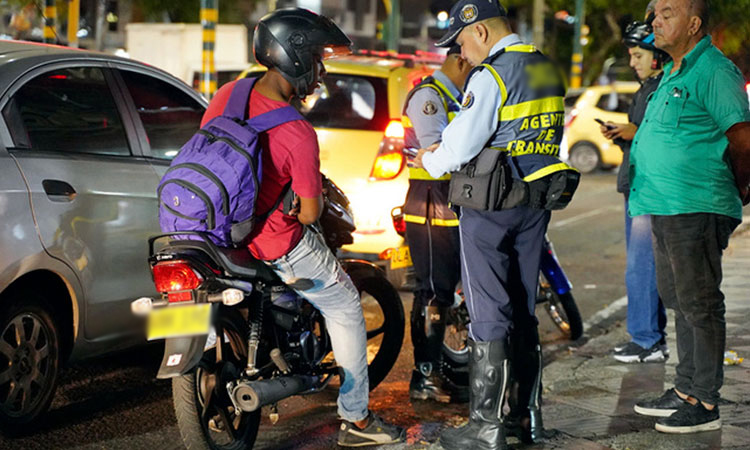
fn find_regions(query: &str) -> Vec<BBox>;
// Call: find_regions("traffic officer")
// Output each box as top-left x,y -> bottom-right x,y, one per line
402,44 -> 472,404
413,1 -> 575,448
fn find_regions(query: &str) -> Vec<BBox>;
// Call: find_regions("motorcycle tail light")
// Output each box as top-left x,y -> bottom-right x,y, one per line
391,206 -> 406,236
152,261 -> 203,293
370,120 -> 405,181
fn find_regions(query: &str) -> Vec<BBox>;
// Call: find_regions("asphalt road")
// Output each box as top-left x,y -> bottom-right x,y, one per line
0,172 -> 630,450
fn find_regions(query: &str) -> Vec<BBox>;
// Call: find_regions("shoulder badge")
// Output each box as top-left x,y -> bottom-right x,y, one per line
460,5 -> 478,23
422,100 -> 438,115
461,91 -> 475,110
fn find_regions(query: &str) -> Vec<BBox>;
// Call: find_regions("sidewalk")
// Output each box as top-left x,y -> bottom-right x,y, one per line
535,226 -> 750,449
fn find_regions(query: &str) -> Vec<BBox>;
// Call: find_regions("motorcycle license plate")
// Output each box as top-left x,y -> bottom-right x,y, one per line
147,303 -> 211,341
390,245 -> 413,269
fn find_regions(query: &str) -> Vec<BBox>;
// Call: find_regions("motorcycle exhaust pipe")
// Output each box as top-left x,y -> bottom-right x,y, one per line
231,375 -> 319,412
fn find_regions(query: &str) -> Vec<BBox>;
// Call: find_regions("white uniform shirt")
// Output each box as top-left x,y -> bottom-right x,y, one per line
422,33 -> 523,179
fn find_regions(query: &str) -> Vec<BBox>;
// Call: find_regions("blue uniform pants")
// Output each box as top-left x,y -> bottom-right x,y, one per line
458,206 -> 550,342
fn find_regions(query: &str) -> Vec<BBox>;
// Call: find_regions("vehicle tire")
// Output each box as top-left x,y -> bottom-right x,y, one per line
172,312 -> 260,450
351,275 -> 405,390
569,142 -> 601,174
441,298 -> 470,387
543,289 -> 584,341
0,295 -> 61,431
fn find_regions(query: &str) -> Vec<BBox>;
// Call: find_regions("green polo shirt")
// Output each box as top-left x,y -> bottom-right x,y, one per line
629,36 -> 750,220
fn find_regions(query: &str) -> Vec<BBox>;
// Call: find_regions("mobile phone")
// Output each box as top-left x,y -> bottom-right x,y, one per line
595,118 -> 616,130
403,147 -> 419,158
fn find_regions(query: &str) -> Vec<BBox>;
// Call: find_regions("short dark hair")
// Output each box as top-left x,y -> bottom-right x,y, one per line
690,0 -> 710,32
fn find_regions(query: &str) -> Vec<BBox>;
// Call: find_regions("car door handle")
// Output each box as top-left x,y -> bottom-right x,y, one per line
43,179 -> 77,201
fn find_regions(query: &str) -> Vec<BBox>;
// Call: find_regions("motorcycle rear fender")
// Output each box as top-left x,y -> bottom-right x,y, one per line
156,334 -> 208,379
339,259 -> 387,281
540,248 -> 572,295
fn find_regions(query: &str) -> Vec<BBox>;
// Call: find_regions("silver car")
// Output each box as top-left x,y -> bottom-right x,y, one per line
0,40 -> 207,427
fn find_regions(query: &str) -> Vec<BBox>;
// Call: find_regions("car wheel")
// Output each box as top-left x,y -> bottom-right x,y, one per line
569,142 -> 601,174
0,295 -> 61,430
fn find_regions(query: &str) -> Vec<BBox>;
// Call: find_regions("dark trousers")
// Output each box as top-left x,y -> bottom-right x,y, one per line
459,206 -> 550,342
405,221 -> 461,306
651,213 -> 739,405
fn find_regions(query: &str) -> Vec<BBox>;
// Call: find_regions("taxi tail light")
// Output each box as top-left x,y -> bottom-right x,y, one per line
152,261 -> 203,294
370,120 -> 405,181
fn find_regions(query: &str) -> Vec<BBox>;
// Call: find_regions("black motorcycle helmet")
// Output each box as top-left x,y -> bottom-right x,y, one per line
253,8 -> 352,97
623,20 -> 669,68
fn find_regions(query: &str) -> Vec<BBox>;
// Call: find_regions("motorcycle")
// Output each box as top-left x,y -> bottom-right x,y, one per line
389,206 -> 583,375
132,176 -> 405,449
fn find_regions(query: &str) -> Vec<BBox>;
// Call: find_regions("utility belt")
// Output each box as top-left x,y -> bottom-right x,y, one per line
448,147 -> 580,211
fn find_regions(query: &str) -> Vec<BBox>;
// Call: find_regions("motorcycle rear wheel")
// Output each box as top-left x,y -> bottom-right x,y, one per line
172,312 -> 260,450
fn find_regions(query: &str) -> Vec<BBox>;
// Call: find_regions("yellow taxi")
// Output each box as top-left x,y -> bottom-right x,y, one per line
561,82 -> 640,173
240,52 -> 438,280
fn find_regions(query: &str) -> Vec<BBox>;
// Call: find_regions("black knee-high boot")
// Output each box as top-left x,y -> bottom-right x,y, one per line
440,339 -> 509,450
410,303 -> 468,403
506,326 -> 544,443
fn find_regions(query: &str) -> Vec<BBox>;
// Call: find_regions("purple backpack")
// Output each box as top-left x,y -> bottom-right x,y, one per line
158,77 -> 303,247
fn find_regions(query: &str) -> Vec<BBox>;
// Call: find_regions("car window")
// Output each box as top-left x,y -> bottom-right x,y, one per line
245,72 -> 389,131
2,67 -> 130,156
119,70 -> 204,160
596,91 -> 634,114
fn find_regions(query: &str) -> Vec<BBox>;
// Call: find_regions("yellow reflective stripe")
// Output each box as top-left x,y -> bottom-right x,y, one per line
505,44 -> 537,53
403,215 -> 459,227
409,167 -> 451,180
402,115 -> 413,127
431,218 -> 459,227
403,214 -> 426,224
499,96 -> 564,122
482,64 -> 507,110
522,162 -> 578,182
431,78 -> 460,108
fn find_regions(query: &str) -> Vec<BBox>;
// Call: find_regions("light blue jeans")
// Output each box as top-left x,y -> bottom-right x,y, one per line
266,228 -> 369,422
624,199 -> 666,348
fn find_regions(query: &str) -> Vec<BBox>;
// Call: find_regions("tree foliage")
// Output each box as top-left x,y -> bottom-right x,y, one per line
134,0 -> 261,25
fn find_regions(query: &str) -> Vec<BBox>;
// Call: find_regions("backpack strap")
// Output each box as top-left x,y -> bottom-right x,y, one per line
223,77 -> 257,120
247,106 -> 304,133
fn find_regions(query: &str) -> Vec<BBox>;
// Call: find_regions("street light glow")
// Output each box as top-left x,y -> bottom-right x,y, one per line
437,11 -> 449,22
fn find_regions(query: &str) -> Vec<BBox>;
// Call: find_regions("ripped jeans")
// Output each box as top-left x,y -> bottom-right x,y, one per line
266,227 -> 369,422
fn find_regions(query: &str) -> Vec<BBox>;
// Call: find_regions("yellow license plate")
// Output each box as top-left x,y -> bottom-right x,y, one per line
390,245 -> 413,269
147,303 -> 212,341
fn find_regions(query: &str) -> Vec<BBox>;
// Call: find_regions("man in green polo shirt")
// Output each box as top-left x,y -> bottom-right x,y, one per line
630,0 -> 750,434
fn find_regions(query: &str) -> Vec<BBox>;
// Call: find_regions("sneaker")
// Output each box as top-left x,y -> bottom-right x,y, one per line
634,388 -> 690,417
613,341 -> 630,352
659,337 -> 670,357
655,402 -> 721,433
614,342 -> 666,363
338,412 -> 406,447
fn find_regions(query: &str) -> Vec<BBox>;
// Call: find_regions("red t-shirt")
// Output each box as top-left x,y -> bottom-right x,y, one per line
201,80 -> 322,260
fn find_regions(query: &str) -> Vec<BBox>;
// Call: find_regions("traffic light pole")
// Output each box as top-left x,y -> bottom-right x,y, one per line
201,0 -> 218,99
570,0 -> 586,88
68,0 -> 80,48
384,0 -> 400,51
43,0 -> 56,43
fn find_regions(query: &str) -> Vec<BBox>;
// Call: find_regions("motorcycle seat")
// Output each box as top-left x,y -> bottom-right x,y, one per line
161,239 -> 278,283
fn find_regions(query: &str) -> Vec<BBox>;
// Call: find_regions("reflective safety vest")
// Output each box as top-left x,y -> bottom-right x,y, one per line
479,44 -> 574,183
402,75 -> 461,227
